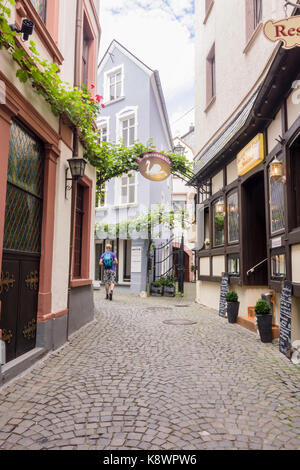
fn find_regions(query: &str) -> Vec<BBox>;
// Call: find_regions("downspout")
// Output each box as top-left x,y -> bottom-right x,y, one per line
66,0 -> 83,341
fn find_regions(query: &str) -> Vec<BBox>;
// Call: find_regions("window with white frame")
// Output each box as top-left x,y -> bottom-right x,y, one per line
97,118 -> 109,144
104,66 -> 124,103
117,107 -> 138,147
97,182 -> 107,208
100,125 -> 108,142
115,173 -> 137,205
121,117 -> 135,147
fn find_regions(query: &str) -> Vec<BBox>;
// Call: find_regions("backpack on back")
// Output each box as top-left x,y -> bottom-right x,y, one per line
103,252 -> 113,269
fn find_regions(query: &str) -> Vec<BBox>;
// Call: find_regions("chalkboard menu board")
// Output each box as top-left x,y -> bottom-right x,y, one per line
219,273 -> 229,318
279,281 -> 292,357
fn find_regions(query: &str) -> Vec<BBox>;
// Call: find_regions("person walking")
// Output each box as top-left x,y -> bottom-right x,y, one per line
99,244 -> 118,301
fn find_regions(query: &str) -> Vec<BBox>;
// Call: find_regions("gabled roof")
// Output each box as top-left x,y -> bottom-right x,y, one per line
98,40 -> 173,149
98,39 -> 153,76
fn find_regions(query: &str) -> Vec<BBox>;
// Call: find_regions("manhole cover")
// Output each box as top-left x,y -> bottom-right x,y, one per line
163,319 -> 197,326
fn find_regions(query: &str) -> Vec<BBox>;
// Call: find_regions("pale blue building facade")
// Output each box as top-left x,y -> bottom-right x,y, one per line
95,40 -> 173,294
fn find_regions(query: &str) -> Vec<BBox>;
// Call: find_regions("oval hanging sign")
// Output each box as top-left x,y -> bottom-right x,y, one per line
139,152 -> 172,182
264,15 -> 300,49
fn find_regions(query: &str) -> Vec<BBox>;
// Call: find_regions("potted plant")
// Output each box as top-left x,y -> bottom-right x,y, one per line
163,275 -> 176,297
255,299 -> 272,343
225,291 -> 240,323
150,280 -> 163,296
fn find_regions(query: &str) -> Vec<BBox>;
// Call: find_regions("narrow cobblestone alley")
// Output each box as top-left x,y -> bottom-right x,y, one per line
0,287 -> 300,451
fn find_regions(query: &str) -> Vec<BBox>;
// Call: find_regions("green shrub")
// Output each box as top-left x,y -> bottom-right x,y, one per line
225,291 -> 238,302
151,281 -> 162,288
255,299 -> 271,315
158,275 -> 175,288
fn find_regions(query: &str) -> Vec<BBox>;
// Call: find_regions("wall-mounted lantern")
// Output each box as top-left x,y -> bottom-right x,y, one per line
10,19 -> 35,42
65,157 -> 87,198
173,143 -> 185,155
270,156 -> 286,184
229,203 -> 237,214
216,200 -> 225,215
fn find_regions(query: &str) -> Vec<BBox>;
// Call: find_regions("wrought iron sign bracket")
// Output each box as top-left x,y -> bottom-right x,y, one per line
65,168 -> 73,199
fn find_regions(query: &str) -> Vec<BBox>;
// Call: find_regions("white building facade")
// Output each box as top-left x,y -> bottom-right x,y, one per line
192,0 -> 300,342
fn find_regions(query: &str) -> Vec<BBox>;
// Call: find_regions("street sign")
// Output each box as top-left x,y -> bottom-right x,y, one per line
139,152 -> 172,182
264,15 -> 300,49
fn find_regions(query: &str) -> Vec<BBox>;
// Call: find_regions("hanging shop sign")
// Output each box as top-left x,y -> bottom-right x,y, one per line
139,152 -> 172,182
264,15 -> 300,49
237,133 -> 264,176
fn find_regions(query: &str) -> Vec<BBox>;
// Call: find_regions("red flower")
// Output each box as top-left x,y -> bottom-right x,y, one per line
90,98 -> 95,102
101,103 -> 106,108
96,94 -> 103,102
91,84 -> 95,89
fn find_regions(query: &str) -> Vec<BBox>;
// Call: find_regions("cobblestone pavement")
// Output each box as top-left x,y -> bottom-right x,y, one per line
0,286 -> 300,450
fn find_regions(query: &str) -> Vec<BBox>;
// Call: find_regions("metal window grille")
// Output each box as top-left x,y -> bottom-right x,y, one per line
4,120 -> 44,254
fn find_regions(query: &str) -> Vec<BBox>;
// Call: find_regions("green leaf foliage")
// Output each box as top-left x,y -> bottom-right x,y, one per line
255,300 -> 271,315
225,291 -> 238,303
0,0 -> 192,195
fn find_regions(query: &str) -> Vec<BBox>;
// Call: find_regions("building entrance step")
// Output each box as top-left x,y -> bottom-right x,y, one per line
237,307 -> 280,339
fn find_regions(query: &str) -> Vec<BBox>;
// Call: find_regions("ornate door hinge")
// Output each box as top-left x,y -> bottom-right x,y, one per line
23,319 -> 36,340
25,271 -> 39,290
0,272 -> 15,295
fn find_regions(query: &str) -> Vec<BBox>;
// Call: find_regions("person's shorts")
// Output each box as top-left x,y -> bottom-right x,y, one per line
103,269 -> 116,285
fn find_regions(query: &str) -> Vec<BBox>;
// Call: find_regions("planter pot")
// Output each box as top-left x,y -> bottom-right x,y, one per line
164,286 -> 175,297
150,285 -> 163,297
227,301 -> 240,323
256,313 -> 273,343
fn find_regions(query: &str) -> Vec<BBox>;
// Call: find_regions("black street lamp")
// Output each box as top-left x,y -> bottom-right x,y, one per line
65,157 -> 87,198
173,142 -> 185,155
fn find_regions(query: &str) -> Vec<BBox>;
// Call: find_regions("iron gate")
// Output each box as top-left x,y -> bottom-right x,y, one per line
152,235 -> 185,294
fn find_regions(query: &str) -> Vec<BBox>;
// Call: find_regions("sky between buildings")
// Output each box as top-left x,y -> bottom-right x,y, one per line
99,0 -> 195,139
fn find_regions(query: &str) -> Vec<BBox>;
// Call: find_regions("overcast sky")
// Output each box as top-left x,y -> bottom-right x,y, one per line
99,0 -> 195,138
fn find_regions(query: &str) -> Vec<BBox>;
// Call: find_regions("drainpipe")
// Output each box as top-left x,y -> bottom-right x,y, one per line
66,0 -> 83,341
74,0 -> 83,89
66,128 -> 78,342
